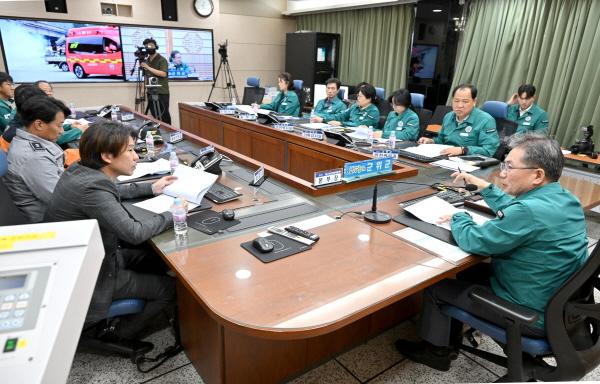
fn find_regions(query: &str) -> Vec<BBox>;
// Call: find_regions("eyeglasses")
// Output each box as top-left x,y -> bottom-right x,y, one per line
500,162 -> 538,172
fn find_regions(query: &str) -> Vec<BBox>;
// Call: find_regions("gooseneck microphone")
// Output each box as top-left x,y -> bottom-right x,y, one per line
363,179 -> 477,224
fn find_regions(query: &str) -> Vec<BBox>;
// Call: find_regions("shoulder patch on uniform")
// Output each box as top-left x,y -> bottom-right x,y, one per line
29,142 -> 45,152
497,210 -> 504,219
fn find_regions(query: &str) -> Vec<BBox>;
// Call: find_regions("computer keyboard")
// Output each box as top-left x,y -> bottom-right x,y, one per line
204,182 -> 242,204
400,190 -> 468,207
396,149 -> 446,163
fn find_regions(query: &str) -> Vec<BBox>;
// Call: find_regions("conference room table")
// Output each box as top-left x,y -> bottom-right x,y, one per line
135,104 -> 600,383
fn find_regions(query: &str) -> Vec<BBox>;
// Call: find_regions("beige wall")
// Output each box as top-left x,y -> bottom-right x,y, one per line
0,0 -> 296,127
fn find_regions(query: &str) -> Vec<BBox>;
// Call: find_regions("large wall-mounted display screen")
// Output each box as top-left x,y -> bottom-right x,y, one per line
0,17 -> 214,84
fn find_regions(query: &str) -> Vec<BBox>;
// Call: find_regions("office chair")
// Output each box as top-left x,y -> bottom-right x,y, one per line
337,88 -> 346,100
415,108 -> 433,137
410,93 -> 425,109
424,105 -> 452,137
242,76 -> 265,105
481,101 -> 508,119
442,242 -> 600,382
375,87 -> 385,100
377,99 -> 393,129
0,151 -> 29,226
293,79 -> 305,117
493,118 -> 518,160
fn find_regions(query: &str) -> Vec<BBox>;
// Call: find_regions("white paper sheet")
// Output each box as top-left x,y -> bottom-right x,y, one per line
162,164 -> 218,204
393,228 -> 470,264
404,196 -> 491,230
300,123 -> 331,130
133,194 -> 199,214
431,159 -> 480,173
404,144 -> 454,158
117,158 -> 171,182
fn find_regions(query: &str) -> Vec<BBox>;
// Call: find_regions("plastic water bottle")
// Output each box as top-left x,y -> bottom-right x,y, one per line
171,198 -> 188,238
169,151 -> 179,173
68,102 -> 76,118
310,108 -> 316,120
145,131 -> 155,157
110,105 -> 118,121
389,130 -> 397,149
367,126 -> 374,145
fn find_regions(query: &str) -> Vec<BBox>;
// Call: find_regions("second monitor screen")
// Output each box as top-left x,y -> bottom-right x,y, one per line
121,26 -> 214,82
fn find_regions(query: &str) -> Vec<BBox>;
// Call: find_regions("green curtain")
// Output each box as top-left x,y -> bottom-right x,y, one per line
297,4 -> 415,96
450,0 -> 600,146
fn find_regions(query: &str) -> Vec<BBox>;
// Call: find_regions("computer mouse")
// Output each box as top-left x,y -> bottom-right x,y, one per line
252,237 -> 274,253
222,209 -> 235,221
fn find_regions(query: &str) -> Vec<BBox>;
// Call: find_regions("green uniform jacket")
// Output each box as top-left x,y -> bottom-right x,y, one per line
325,103 -> 380,127
450,182 -> 588,328
0,99 -> 15,134
313,97 -> 346,121
57,123 -> 82,146
381,109 -> 420,140
260,91 -> 300,116
435,107 -> 499,156
507,103 -> 549,135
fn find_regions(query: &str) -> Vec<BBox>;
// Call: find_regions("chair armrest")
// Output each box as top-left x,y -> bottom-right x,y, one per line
470,287 -> 538,325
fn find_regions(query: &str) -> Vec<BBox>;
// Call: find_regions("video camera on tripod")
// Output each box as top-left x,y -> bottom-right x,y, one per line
134,46 -> 152,62
570,125 -> 598,159
218,40 -> 228,60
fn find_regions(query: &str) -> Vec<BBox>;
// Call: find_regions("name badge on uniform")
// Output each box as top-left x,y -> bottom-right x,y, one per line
465,126 -> 472,133
523,122 -> 531,126
525,116 -> 532,121
30,142 -> 45,151
460,132 -> 469,137
281,102 -> 287,106
359,116 -> 364,120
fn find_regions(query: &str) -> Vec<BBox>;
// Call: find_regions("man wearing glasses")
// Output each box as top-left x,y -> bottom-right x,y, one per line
418,84 -> 499,157
506,84 -> 549,135
395,134 -> 588,372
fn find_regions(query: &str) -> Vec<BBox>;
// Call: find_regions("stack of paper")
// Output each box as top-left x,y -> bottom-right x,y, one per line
404,144 -> 453,158
118,158 -> 171,182
403,196 -> 491,230
431,159 -> 480,172
393,228 -> 470,264
133,164 -> 218,214
299,122 -> 331,130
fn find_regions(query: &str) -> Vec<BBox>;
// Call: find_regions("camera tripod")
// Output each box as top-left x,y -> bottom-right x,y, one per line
131,58 -> 165,122
208,42 -> 239,103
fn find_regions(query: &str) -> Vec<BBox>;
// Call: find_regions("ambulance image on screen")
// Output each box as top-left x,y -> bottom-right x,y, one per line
66,26 -> 124,79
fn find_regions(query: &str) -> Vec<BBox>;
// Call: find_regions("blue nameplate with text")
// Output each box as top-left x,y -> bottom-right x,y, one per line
342,158 -> 394,182
372,149 -> 399,159
302,129 -> 324,140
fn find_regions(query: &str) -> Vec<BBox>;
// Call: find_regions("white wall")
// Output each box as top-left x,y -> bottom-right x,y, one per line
0,0 -> 296,127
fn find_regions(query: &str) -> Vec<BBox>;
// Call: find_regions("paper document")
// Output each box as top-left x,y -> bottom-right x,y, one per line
117,158 -> 171,182
300,122 -> 331,130
133,195 -> 199,214
132,164 -> 217,213
235,105 -> 257,115
64,118 -> 93,126
347,126 -> 370,140
404,196 -> 491,230
404,144 -> 453,158
431,159 -> 479,173
562,149 -> 572,155
393,228 -> 470,264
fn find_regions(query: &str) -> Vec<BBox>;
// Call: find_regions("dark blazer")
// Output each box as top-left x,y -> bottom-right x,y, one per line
45,163 -> 173,322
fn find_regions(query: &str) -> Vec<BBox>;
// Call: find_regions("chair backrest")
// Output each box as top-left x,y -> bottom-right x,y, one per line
430,105 -> 453,125
246,76 -> 260,87
0,153 -> 29,226
411,93 -> 425,109
337,88 -> 346,100
242,87 -> 266,105
377,100 -> 393,129
543,243 -> 600,381
0,150 -> 7,177
375,87 -> 385,100
482,101 -> 508,119
293,79 -> 304,91
493,118 -> 518,160
415,108 -> 433,137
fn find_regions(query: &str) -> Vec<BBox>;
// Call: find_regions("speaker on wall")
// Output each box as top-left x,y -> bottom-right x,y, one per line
45,0 -> 68,13
161,0 -> 178,21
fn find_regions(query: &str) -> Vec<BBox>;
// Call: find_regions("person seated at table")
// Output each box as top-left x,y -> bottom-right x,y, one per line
45,121 -> 178,350
506,84 -> 549,135
255,72 -> 300,116
2,84 -> 88,148
380,89 -> 420,140
395,134 -> 588,372
0,72 -> 15,135
418,84 -> 499,157
169,50 -> 193,76
322,83 -> 380,128
310,77 -> 346,121
347,81 -> 368,102
34,79 -> 54,97
3,96 -> 70,222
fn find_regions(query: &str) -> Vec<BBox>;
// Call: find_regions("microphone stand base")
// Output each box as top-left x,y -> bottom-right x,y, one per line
364,211 -> 392,224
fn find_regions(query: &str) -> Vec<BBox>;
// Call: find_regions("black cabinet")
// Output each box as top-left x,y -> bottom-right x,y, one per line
285,32 -> 340,104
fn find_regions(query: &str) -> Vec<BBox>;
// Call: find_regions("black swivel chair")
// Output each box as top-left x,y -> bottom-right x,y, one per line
493,118 -> 518,160
430,105 -> 453,125
293,79 -> 305,117
242,76 -> 265,105
377,99 -> 393,129
442,242 -> 600,382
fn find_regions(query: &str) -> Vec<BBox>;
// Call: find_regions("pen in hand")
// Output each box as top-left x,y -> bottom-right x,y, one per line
457,165 -> 468,190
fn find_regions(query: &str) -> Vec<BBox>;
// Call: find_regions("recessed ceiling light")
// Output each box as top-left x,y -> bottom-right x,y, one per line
433,9 -> 442,12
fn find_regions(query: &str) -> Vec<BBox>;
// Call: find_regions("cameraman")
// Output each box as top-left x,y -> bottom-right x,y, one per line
139,38 -> 171,124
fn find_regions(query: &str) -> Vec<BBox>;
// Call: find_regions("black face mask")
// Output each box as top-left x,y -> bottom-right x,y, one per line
146,47 -> 156,55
